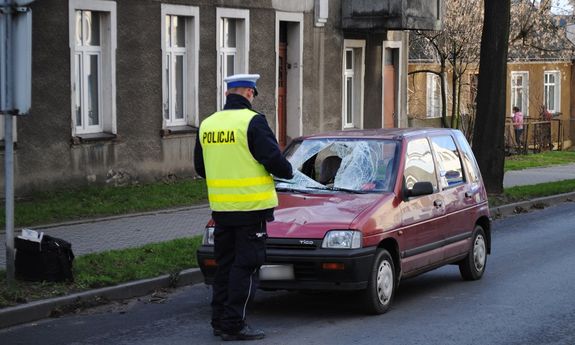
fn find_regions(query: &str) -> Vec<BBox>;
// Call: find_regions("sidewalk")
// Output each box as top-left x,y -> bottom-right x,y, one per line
0,205 -> 212,267
503,163 -> 575,188
0,163 -> 574,329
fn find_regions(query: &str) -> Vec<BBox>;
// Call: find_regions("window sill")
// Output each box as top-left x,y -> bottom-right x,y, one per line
71,132 -> 117,145
0,141 -> 18,151
160,125 -> 198,138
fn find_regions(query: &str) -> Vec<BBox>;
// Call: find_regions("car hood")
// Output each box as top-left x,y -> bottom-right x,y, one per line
269,192 -> 383,239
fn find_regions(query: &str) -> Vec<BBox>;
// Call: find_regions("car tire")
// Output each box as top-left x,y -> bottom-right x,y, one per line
459,225 -> 487,281
360,249 -> 396,314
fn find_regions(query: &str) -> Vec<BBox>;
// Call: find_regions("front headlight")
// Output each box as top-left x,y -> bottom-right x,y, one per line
202,226 -> 215,246
321,230 -> 362,249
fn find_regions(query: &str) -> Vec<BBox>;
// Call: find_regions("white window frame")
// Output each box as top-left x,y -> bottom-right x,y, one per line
426,73 -> 441,118
161,5 -> 200,128
544,71 -> 561,114
0,118 -> 17,143
216,8 -> 249,110
511,71 -> 529,117
342,39 -> 365,129
69,0 -> 116,136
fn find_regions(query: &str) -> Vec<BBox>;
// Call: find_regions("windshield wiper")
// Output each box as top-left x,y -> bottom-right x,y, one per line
275,186 -> 308,193
305,186 -> 368,194
273,177 -> 295,184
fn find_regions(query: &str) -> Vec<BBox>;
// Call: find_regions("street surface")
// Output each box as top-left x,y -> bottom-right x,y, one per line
2,202 -> 575,345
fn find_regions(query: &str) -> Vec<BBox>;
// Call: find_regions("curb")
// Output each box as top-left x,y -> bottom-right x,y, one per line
1,193 -> 574,330
0,268 -> 204,330
488,191 -> 575,218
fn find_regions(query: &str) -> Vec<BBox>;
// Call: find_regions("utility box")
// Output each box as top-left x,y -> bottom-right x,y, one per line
342,0 -> 443,32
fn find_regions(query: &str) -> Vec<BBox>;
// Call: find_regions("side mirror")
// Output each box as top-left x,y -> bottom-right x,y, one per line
406,181 -> 434,198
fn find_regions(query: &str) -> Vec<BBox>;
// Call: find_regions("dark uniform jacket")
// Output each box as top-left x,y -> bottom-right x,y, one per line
194,94 -> 293,226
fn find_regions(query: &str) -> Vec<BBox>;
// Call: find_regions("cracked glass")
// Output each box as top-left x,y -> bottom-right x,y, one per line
277,138 -> 398,193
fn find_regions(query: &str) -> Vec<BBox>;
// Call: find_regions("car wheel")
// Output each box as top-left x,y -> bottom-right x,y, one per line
459,225 -> 487,281
360,249 -> 396,314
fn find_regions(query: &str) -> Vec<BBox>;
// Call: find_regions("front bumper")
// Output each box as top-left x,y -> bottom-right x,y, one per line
196,243 -> 376,291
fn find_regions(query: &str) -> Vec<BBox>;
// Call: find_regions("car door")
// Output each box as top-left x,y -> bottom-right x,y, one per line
429,134 -> 473,261
399,137 -> 446,275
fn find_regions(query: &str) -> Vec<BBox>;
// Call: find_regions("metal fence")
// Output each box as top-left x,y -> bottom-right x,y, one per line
505,118 -> 567,155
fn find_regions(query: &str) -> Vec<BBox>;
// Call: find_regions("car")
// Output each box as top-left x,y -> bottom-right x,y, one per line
197,127 -> 491,314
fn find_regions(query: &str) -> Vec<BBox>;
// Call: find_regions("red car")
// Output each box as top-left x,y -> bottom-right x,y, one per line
197,128 -> 491,314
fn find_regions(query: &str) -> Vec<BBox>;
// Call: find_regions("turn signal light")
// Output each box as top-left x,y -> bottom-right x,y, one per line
321,262 -> 345,270
204,259 -> 218,267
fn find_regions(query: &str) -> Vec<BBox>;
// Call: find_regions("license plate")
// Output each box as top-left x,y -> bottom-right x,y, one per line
259,264 -> 295,280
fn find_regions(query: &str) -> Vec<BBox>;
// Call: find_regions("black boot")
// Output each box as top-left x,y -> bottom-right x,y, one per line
221,325 -> 265,341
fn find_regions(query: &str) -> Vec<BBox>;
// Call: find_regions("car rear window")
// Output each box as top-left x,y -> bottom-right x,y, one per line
453,130 -> 481,184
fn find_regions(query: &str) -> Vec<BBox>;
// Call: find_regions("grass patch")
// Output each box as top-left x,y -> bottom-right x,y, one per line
489,179 -> 575,206
0,178 -> 207,228
505,151 -> 575,172
0,236 -> 202,309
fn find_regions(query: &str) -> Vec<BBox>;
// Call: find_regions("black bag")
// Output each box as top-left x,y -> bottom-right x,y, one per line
15,234 -> 75,282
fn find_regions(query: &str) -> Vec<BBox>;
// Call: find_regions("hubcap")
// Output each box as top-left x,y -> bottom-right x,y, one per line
376,260 -> 393,305
473,234 -> 486,272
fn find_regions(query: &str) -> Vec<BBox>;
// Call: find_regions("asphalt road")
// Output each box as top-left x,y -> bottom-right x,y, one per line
2,202 -> 575,345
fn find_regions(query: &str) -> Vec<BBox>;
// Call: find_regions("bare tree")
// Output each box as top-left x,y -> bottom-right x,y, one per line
509,0 -> 573,61
409,0 -> 483,128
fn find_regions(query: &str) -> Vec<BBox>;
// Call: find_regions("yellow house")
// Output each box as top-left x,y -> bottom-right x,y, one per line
407,61 -> 573,149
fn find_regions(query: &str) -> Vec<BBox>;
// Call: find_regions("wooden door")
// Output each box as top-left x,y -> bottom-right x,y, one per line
278,42 -> 287,148
383,65 -> 396,128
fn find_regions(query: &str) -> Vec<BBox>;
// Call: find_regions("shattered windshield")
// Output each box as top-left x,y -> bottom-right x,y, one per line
276,138 -> 398,193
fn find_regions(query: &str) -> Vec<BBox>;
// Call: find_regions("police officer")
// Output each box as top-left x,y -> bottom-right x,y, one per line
194,74 -> 293,341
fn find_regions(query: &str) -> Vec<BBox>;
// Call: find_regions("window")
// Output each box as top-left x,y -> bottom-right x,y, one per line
544,71 -> 561,114
217,8 -> 249,110
404,138 -> 438,191
342,40 -> 365,129
161,5 -> 199,128
426,73 -> 441,118
344,49 -> 354,126
511,71 -> 529,117
279,138 -> 398,193
0,117 -> 17,144
454,130 -> 480,184
469,73 -> 479,109
69,0 -> 116,137
430,136 -> 464,189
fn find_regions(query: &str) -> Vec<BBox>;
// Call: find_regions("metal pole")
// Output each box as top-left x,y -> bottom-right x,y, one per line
1,0 -> 15,286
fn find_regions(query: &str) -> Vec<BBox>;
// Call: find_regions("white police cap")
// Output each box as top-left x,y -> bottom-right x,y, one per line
224,74 -> 260,96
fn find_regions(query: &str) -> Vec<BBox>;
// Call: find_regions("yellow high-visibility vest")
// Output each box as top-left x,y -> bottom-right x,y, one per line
199,108 -> 278,211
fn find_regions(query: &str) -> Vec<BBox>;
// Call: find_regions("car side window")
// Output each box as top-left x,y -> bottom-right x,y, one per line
430,135 -> 465,189
453,131 -> 480,184
404,138 -> 438,192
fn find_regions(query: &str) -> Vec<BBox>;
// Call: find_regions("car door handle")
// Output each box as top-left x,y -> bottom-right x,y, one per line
433,200 -> 443,208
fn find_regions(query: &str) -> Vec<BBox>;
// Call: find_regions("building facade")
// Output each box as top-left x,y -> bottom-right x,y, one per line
1,0 -> 442,195
408,60 -> 573,149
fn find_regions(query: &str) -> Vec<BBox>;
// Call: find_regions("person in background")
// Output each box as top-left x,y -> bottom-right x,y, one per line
539,105 -> 553,151
512,106 -> 524,147
194,73 -> 293,341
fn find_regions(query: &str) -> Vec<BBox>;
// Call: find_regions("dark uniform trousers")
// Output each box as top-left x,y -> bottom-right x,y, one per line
211,222 -> 267,333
